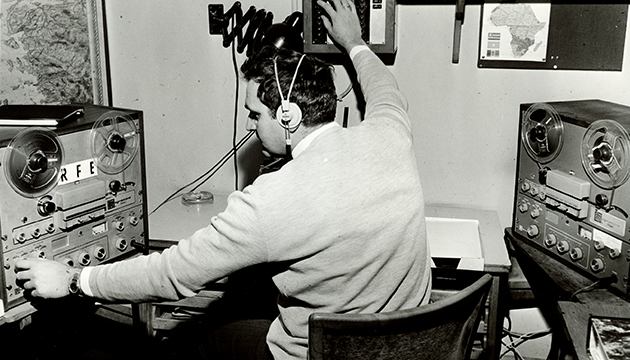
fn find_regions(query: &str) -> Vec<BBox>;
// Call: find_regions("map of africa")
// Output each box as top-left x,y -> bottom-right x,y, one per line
0,0 -> 94,105
489,4 -> 547,58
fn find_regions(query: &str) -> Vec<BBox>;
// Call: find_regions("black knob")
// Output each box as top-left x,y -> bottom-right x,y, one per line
596,194 -> 609,207
28,152 -> 48,172
109,134 -> 126,152
529,125 -> 547,142
38,200 -> 56,216
593,143 -> 612,162
109,180 -> 122,192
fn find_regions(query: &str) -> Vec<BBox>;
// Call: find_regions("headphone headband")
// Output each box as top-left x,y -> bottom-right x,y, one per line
273,54 -> 306,130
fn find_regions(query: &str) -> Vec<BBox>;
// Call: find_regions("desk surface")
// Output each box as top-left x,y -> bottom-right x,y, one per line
558,301 -> 630,360
506,229 -> 629,360
148,192 -> 229,243
149,198 -> 511,273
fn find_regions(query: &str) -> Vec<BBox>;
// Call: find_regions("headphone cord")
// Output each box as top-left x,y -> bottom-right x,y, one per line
148,131 -> 254,216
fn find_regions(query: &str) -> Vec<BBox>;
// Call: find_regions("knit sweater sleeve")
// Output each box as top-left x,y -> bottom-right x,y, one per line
87,190 -> 269,303
352,49 -> 411,135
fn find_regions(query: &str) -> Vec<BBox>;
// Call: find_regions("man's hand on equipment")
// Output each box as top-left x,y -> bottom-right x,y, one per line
317,0 -> 366,53
15,258 -> 78,298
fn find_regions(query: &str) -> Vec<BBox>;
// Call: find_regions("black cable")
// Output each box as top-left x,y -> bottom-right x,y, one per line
148,131 -> 254,216
220,2 -> 274,57
191,132 -> 255,193
500,328 -> 552,359
231,11 -> 240,191
569,275 -> 617,302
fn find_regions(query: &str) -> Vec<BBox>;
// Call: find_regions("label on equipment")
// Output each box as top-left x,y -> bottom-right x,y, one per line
59,159 -> 98,185
590,206 -> 626,237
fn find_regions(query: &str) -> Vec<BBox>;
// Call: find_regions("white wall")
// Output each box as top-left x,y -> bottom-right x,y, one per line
104,1 -> 630,228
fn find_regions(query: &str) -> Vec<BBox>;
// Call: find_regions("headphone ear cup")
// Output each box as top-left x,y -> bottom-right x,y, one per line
276,102 -> 302,130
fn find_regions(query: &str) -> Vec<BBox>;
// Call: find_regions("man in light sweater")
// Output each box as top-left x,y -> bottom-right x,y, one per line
16,1 -> 431,359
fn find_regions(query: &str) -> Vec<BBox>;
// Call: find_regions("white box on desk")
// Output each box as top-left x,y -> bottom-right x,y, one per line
426,217 -> 484,271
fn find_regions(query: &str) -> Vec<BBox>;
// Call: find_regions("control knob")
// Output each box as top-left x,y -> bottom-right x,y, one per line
526,225 -> 539,238
109,180 -> 123,192
570,248 -> 584,261
594,240 -> 605,251
591,258 -> 605,273
94,246 -> 107,260
544,234 -> 557,247
518,203 -> 529,213
115,237 -> 128,251
78,252 -> 91,266
609,248 -> 621,259
530,208 -> 541,218
557,240 -> 570,254
37,199 -> 56,216
113,219 -> 125,232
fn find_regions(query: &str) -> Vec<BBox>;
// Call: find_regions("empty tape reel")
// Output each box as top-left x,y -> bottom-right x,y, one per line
3,128 -> 64,198
90,111 -> 139,175
521,103 -> 564,164
581,119 -> 630,189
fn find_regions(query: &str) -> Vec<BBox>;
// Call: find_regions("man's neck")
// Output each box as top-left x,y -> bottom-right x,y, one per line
291,122 -> 339,158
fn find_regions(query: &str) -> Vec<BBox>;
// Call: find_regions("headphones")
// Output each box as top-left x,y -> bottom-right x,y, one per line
273,54 -> 306,131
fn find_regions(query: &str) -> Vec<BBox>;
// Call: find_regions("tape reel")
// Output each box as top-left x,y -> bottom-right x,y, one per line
521,103 -> 564,164
90,111 -> 139,175
581,119 -> 630,189
3,128 -> 64,198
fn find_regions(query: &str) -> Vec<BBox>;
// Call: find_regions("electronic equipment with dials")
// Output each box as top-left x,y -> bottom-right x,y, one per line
0,105 -> 148,311
512,99 -> 630,298
303,0 -> 397,55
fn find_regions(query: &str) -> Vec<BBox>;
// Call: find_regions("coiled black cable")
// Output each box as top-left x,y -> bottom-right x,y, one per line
216,2 -> 303,56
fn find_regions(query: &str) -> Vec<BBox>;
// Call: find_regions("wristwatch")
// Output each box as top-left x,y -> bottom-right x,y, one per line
68,270 -> 82,296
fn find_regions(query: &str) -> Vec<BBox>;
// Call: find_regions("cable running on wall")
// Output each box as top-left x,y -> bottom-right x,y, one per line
214,2 -> 303,56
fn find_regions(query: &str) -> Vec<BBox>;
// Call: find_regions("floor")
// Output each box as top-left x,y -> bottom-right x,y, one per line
0,301 -> 175,360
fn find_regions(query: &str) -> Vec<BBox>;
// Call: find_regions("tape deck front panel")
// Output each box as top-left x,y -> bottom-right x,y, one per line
513,100 -> 630,298
0,105 -> 149,311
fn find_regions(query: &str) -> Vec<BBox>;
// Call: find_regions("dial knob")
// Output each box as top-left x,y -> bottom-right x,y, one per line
78,252 -> 91,266
591,258 -> 605,272
557,240 -> 570,254
109,180 -> 122,192
545,234 -> 557,247
609,248 -> 621,259
115,237 -> 128,251
38,198 -> 56,216
526,225 -> 539,238
530,208 -> 541,218
94,246 -> 107,260
570,248 -> 583,261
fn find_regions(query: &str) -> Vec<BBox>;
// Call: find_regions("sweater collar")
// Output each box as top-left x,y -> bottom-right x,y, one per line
292,122 -> 340,158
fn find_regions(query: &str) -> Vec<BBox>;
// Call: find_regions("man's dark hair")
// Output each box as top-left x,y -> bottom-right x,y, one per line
241,45 -> 337,127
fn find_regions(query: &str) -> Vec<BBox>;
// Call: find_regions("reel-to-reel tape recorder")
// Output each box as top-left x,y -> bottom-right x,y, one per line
513,99 -> 630,298
0,105 -> 148,311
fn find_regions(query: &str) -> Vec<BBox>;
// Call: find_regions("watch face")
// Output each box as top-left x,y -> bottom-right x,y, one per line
69,282 -> 79,294
69,273 -> 80,294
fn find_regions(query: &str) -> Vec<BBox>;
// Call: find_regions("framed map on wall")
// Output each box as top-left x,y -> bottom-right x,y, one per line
478,2 -> 628,71
0,0 -> 110,105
